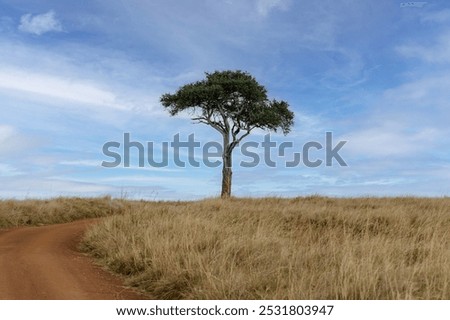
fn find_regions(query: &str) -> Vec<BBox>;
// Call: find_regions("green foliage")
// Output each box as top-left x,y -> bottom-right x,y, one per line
160,70 -> 294,135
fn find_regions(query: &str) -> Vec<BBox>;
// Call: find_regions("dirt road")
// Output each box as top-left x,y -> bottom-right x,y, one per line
0,220 -> 146,299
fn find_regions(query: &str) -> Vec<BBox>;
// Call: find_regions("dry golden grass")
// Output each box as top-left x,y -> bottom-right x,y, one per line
1,196 -> 448,299
0,196 -> 129,228
80,196 -> 450,300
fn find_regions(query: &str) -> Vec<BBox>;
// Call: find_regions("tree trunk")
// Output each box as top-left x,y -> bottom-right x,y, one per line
221,151 -> 232,198
221,133 -> 232,198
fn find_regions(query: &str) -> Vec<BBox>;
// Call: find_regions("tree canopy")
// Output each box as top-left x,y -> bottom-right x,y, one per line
161,70 -> 294,139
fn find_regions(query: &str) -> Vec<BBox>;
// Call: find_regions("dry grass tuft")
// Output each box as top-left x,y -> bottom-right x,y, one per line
80,197 -> 450,299
0,196 -> 129,228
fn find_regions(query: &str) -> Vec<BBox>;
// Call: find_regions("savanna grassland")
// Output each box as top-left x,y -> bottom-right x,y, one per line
1,196 -> 449,299
0,197 -> 129,228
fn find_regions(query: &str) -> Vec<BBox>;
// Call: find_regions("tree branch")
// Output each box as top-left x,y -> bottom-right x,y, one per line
192,115 -> 226,135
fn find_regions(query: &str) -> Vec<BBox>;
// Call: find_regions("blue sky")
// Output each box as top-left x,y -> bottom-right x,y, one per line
0,0 -> 449,200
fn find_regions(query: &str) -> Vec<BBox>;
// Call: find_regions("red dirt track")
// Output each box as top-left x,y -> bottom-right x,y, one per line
0,220 -> 146,299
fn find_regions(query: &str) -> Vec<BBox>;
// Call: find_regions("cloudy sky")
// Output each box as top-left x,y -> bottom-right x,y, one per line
0,0 -> 449,200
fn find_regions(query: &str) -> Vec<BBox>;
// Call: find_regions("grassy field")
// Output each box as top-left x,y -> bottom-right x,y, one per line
0,197 -> 130,228
81,197 -> 450,299
1,196 -> 449,299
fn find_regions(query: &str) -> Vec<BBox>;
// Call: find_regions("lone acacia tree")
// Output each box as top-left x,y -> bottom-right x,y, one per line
161,70 -> 294,198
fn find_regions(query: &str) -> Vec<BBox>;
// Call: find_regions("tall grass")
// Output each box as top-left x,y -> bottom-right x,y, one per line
81,197 -> 450,299
0,196 -> 129,228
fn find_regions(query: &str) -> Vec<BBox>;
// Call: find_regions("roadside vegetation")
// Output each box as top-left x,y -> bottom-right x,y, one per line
1,196 -> 449,299
0,196 -> 130,228
80,197 -> 450,299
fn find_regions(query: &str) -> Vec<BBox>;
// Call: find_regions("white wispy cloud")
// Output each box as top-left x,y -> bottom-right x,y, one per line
0,16 -> 14,32
0,39 -> 168,126
59,160 -> 102,167
341,74 -> 449,159
341,23 -> 450,161
0,125 -> 15,144
0,163 -> 23,177
0,68 -> 128,111
256,0 -> 290,16
0,125 -> 38,157
396,31 -> 450,64
342,125 -> 438,158
421,8 -> 450,23
0,176 -> 115,198
18,10 -> 63,35
397,8 -> 450,64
